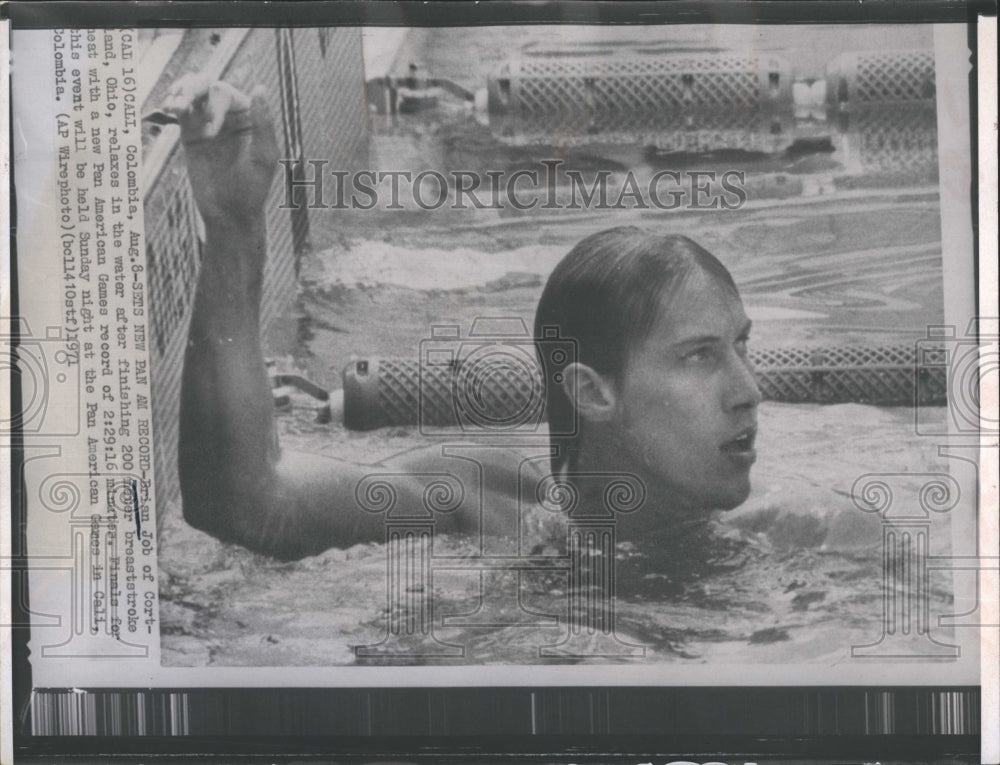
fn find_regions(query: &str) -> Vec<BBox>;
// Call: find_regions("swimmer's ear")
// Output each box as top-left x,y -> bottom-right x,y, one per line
562,362 -> 618,423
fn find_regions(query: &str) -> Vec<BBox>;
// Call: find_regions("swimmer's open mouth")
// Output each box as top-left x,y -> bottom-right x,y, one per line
720,427 -> 757,453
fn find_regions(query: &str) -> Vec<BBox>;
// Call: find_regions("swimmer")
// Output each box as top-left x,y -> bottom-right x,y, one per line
168,77 -> 761,560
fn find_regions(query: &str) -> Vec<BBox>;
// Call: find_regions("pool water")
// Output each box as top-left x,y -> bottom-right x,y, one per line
158,27 -> 957,666
159,400 -> 954,666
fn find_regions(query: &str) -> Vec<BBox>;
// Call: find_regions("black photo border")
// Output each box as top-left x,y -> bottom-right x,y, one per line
4,1 -> 995,762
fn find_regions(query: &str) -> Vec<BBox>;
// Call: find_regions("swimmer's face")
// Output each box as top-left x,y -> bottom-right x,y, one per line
614,268 -> 761,512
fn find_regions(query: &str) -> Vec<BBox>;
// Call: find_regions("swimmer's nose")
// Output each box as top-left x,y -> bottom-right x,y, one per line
726,353 -> 763,411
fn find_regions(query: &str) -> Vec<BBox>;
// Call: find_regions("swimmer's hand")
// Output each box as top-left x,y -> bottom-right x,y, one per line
162,75 -> 279,225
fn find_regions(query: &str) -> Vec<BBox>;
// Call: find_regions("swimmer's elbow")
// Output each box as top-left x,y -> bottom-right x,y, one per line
181,457 -> 365,560
180,490 -> 246,550
181,495 -> 311,561
237,502 -> 319,561
179,488 -> 224,540
180,478 -> 311,561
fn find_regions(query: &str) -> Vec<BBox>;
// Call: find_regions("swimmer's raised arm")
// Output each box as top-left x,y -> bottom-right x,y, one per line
168,78 -> 436,559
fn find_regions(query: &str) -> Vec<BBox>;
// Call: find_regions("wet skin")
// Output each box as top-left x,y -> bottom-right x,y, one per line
611,268 -> 762,516
173,77 -> 762,558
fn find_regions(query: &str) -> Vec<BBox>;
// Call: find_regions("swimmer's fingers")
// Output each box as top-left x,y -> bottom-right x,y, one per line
248,86 -> 280,171
162,74 -> 252,143
164,78 -> 278,222
161,74 -> 213,137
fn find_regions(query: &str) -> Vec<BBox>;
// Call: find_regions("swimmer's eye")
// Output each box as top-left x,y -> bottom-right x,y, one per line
736,320 -> 753,356
734,334 -> 750,357
682,345 -> 715,364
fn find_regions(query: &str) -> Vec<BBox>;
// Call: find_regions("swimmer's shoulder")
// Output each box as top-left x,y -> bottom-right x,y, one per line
383,440 -> 552,488
377,440 -> 561,543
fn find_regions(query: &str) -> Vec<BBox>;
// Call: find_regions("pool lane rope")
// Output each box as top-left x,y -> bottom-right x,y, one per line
339,345 -> 949,432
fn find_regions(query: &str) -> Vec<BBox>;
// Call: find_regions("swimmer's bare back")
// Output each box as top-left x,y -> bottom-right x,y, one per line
170,78 -> 525,559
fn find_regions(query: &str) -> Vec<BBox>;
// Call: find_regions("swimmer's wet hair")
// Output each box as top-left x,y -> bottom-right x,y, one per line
534,226 -> 738,474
